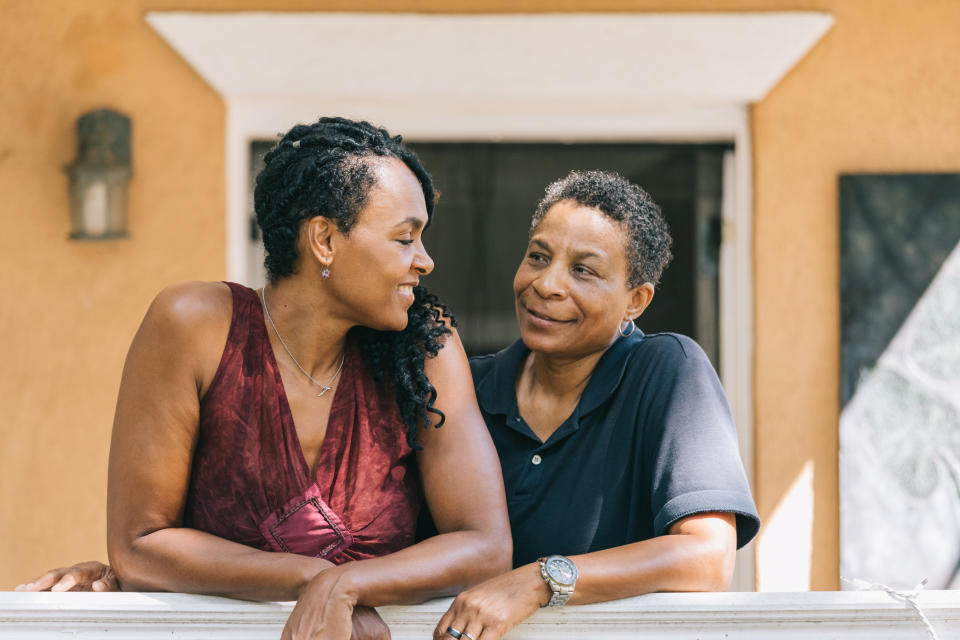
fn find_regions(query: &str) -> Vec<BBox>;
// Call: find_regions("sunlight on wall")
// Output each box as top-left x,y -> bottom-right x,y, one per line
756,460 -> 814,591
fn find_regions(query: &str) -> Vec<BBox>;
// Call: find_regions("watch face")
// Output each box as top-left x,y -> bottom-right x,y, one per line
546,557 -> 577,585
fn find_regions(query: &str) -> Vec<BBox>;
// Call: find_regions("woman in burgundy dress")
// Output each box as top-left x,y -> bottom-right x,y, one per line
18,118 -> 511,640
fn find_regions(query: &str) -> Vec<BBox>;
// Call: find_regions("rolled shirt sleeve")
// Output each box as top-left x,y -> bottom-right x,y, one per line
644,343 -> 760,549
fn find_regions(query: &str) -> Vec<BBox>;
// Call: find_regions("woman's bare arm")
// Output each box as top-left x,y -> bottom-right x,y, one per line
331,326 -> 513,603
282,326 -> 512,639
564,512 -> 736,601
107,282 -> 330,601
433,513 -> 736,640
345,330 -> 513,606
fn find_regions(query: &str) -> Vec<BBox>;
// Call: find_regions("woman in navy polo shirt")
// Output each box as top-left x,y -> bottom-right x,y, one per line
433,170 -> 758,640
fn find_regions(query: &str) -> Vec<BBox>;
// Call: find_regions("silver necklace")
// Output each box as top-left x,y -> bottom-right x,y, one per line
260,287 -> 345,397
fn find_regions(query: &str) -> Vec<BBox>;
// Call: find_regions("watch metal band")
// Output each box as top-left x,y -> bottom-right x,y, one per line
547,589 -> 573,607
539,556 -> 577,607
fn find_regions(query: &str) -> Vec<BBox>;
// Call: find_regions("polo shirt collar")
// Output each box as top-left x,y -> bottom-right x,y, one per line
578,330 -> 645,416
475,339 -> 528,417
475,331 -> 645,419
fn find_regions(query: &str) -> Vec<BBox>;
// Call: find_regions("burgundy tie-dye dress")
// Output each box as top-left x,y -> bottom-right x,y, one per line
182,282 -> 421,564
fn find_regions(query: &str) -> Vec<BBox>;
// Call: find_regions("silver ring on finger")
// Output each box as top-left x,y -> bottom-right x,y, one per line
446,627 -> 463,639
463,633 -> 476,640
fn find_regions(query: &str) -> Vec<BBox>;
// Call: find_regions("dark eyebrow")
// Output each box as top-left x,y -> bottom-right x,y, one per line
572,250 -> 603,261
531,238 -> 602,261
393,216 -> 425,230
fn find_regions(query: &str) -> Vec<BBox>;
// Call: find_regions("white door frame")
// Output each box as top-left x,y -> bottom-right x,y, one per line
228,101 -> 756,589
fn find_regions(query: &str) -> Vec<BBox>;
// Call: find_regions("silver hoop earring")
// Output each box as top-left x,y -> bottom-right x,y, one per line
618,319 -> 636,337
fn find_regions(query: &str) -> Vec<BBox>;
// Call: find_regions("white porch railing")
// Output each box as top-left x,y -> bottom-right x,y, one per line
2,591 -> 960,639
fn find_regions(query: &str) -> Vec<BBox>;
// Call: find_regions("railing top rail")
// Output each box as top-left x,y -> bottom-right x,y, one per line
4,591 -> 960,639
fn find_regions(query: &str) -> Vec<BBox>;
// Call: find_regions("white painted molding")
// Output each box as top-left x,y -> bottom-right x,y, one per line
4,591 -> 960,639
722,137 -> 757,593
145,13 -> 834,105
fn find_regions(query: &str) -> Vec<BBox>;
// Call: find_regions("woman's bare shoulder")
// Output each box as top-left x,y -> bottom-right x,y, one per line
133,282 -> 236,390
145,281 -> 234,335
423,324 -> 476,404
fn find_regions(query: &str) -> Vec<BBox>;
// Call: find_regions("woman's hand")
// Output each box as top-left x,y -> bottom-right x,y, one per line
433,563 -> 548,640
349,606 -> 391,640
282,566 -> 359,640
15,561 -> 119,592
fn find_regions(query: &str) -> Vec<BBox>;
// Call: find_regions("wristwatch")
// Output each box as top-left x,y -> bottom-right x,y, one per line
538,555 -> 578,607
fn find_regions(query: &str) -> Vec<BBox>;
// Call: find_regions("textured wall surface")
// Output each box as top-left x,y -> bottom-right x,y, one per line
749,0 -> 960,590
3,0 -> 960,591
0,0 -> 225,588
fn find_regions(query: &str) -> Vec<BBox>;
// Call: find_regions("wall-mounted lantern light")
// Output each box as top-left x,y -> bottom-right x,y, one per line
66,109 -> 132,240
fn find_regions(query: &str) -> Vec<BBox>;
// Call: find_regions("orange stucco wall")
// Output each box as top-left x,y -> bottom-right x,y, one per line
0,0 -> 225,588
3,0 -> 960,591
751,0 -> 960,589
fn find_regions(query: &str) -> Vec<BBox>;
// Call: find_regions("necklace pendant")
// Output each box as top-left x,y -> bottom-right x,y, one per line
316,385 -> 332,397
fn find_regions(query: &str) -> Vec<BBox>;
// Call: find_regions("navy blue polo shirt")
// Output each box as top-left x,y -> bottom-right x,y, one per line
470,331 -> 760,568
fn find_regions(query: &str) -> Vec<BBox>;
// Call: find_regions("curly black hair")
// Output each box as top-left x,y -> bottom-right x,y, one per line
531,170 -> 673,288
254,117 -> 453,448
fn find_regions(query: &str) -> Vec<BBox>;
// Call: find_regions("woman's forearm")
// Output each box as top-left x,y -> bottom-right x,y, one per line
110,527 -> 332,600
431,504 -> 737,640
567,513 -> 737,604
566,535 -> 732,604
324,529 -> 511,607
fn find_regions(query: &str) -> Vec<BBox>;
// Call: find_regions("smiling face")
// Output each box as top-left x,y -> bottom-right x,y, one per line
513,200 -> 653,358
317,158 -> 434,331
